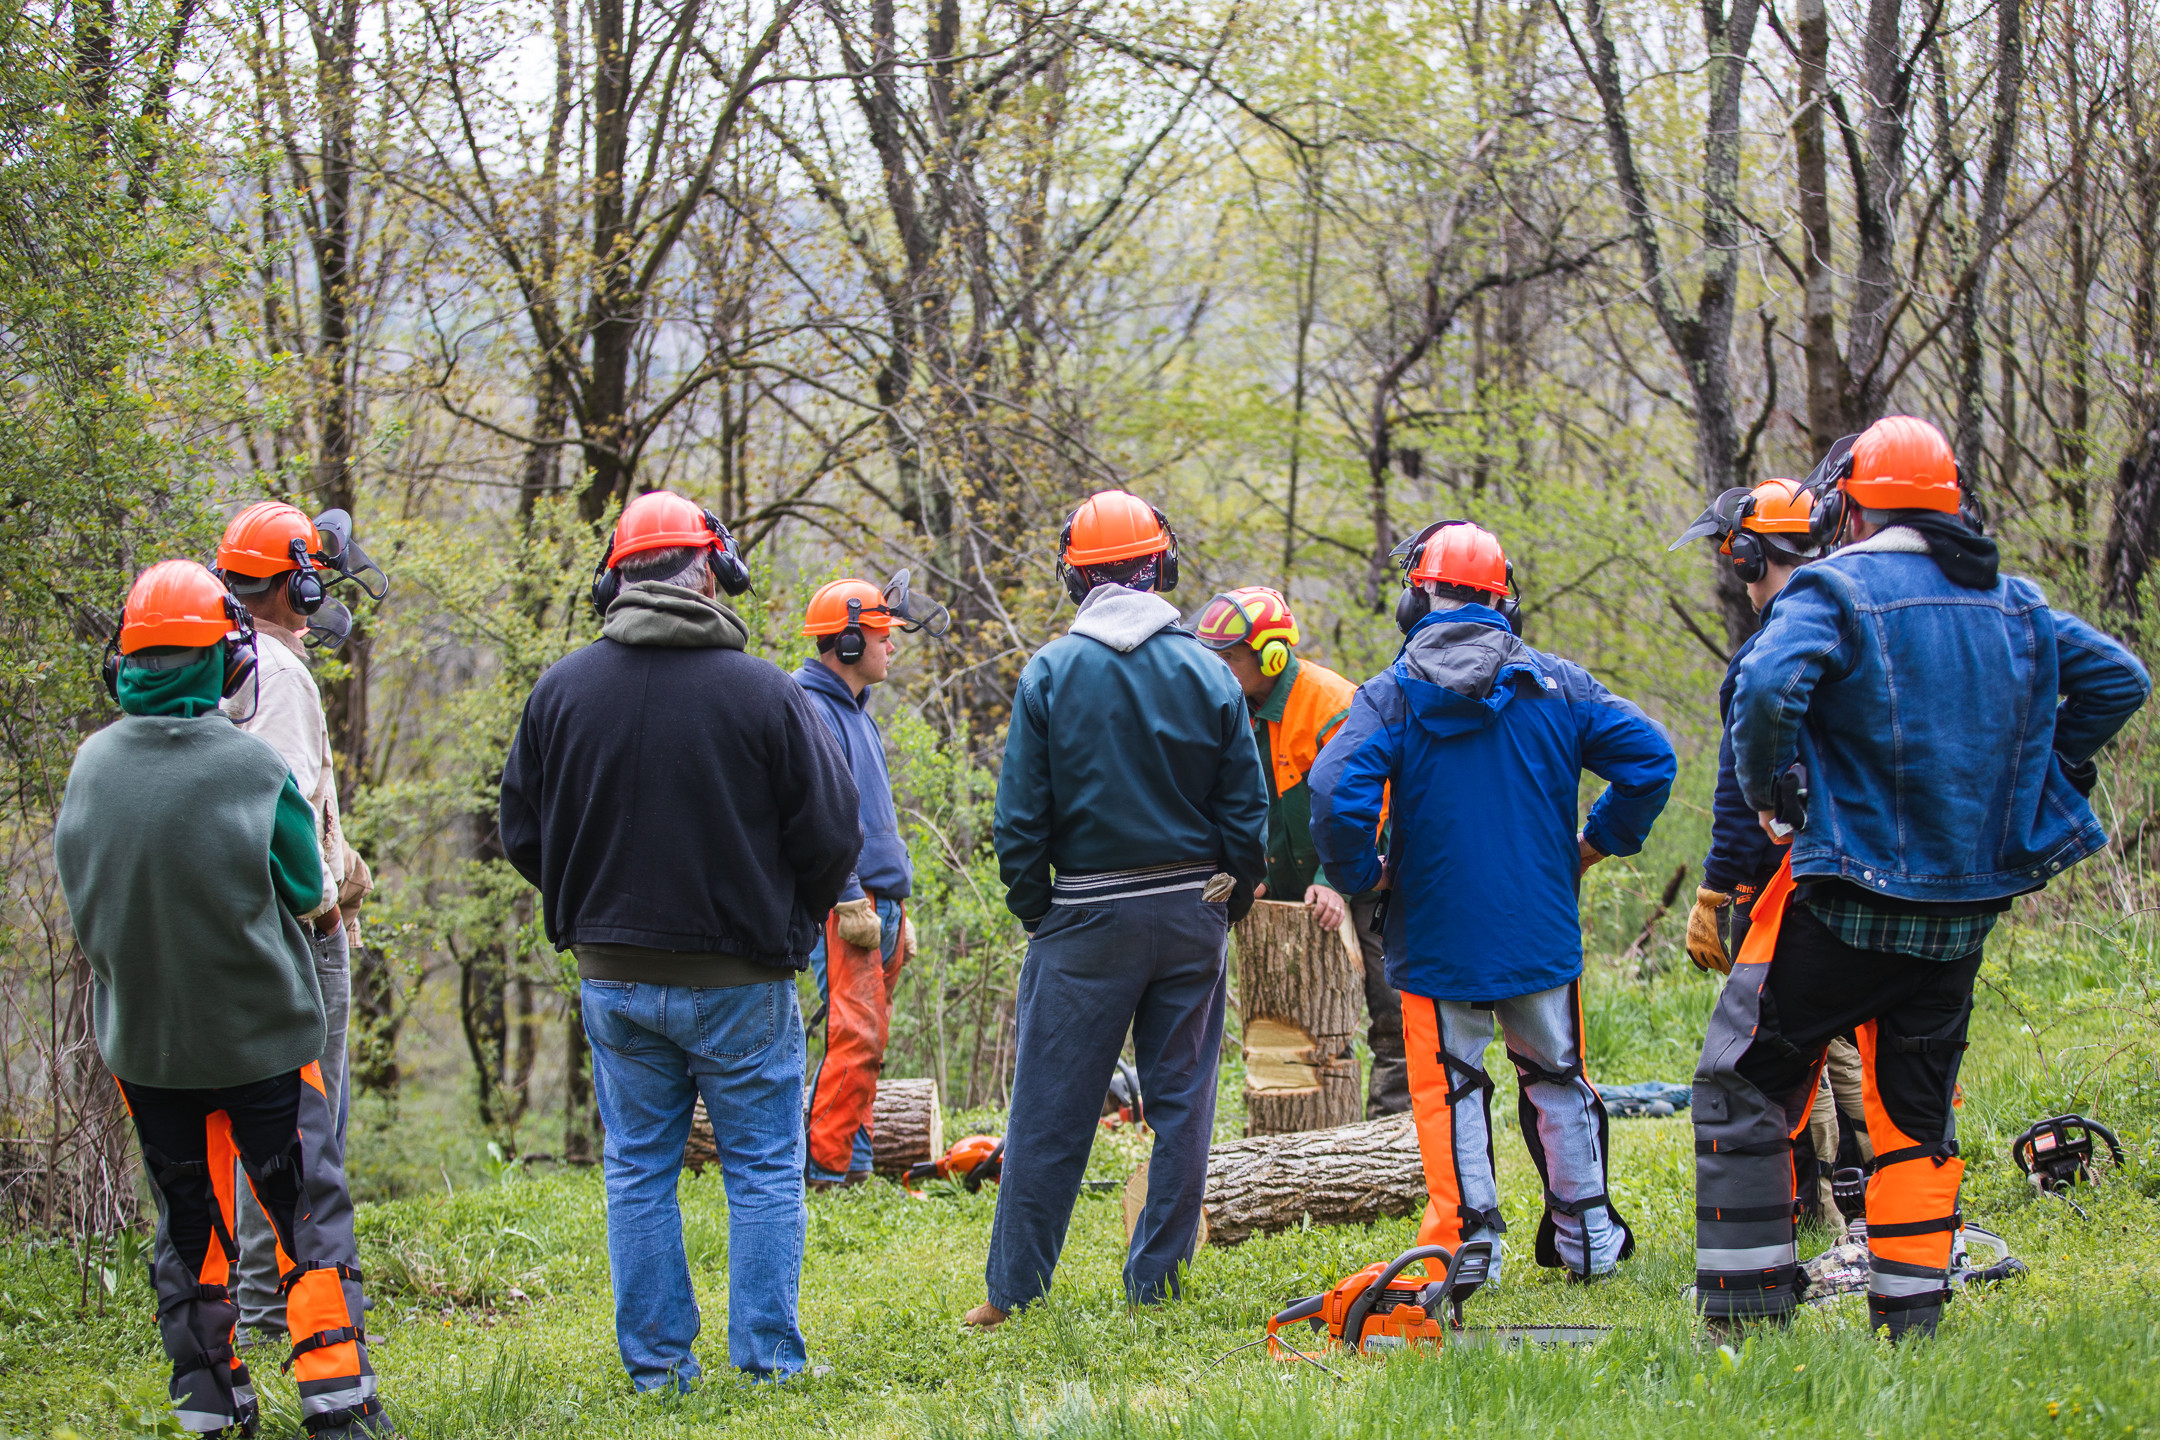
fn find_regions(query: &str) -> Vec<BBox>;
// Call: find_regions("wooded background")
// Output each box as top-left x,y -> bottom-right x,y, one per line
4,0 -> 2157,1233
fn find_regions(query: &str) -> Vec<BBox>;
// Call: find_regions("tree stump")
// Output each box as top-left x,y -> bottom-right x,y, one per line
867,1077 -> 943,1174
1234,899 -> 1363,1135
1120,1113 -> 1425,1247
684,1077 -> 943,1175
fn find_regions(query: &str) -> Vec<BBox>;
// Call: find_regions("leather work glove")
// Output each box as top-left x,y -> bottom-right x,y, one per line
833,896 -> 883,950
900,913 -> 916,958
1686,887 -> 1733,974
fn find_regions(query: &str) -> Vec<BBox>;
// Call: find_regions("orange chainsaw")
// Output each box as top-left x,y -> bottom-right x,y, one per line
1266,1242 -> 1608,1359
905,1135 -> 1004,1191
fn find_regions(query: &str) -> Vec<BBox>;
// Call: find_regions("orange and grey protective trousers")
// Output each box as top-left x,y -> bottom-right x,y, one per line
1693,860 -> 1980,1336
1402,979 -> 1634,1280
119,1063 -> 389,1435
805,900 -> 908,1177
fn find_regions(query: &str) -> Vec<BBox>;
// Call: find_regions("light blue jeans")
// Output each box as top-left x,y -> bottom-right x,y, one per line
583,978 -> 808,1389
805,896 -> 903,1180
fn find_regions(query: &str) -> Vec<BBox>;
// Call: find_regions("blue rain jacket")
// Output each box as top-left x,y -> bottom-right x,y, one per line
795,660 -> 913,902
1309,606 -> 1676,1001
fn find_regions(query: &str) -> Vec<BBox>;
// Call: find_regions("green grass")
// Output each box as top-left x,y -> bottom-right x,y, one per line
6,912 -> 2159,1440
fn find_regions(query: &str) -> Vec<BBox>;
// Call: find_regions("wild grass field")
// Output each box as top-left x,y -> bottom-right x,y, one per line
4,900 -> 2157,1440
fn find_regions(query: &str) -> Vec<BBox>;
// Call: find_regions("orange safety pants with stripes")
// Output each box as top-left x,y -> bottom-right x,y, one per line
1402,979 -> 1635,1283
1692,857 -> 1982,1336
806,902 -> 908,1177
119,1064 -> 390,1436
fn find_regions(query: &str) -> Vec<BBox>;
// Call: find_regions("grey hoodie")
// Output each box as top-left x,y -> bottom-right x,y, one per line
602,581 -> 750,650
1069,583 -> 1182,652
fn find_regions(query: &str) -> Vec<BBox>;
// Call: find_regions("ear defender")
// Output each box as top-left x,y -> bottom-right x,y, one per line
1394,586 -> 1431,636
219,596 -> 259,699
1258,636 -> 1290,677
285,537 -> 327,615
1724,528 -> 1768,584
836,597 -> 867,664
588,535 -> 621,618
701,510 -> 753,596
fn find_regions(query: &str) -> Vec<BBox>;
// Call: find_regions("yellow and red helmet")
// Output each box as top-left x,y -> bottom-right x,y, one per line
1196,586 -> 1300,677
1402,522 -> 1511,597
1845,415 -> 1959,513
802,579 -> 894,637
217,501 -> 326,579
119,560 -> 245,653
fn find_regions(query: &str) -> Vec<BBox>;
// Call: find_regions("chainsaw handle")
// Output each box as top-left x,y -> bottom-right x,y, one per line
964,1138 -> 1006,1192
1270,1292 -> 1326,1327
1341,1244 -> 1454,1353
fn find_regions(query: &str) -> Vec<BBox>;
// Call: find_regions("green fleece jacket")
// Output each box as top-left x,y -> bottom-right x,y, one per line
54,646 -> 327,1089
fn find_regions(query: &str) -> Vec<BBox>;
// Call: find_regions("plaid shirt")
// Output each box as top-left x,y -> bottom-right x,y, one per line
1801,894 -> 1998,961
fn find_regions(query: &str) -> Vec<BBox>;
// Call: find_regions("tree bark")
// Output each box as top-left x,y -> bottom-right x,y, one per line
1950,0 -> 2024,503
868,1077 -> 943,1174
1234,899 -> 1362,1135
1144,1113 -> 1426,1247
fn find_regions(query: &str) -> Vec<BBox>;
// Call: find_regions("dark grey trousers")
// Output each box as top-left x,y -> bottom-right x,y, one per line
985,887 -> 1228,1312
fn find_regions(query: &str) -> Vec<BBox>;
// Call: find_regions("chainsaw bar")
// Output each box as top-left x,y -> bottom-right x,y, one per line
1444,1325 -> 1612,1349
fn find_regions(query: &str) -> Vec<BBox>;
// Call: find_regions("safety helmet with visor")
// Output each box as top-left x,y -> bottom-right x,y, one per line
802,570 -> 952,664
1195,586 -> 1301,678
216,501 -> 388,651
1800,416 -> 1961,548
1669,478 -> 1820,582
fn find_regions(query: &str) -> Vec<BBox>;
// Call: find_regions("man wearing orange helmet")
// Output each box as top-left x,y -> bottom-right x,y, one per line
1309,521 -> 1676,1287
1195,585 -> 1407,1116
969,491 -> 1267,1329
214,499 -> 378,1345
500,491 -> 861,1387
1696,417 -> 2148,1339
795,571 -> 949,1188
57,561 -> 393,1437
1671,479 -> 1864,1220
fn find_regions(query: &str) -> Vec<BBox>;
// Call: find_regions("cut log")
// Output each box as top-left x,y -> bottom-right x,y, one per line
684,1077 -> 943,1176
868,1077 -> 943,1174
1233,898 -> 1362,1135
1119,1162 -> 1211,1250
1129,1113 -> 1425,1246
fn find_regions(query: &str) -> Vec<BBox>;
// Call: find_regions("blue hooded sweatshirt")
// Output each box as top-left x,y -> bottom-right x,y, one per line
1308,606 -> 1676,1001
794,660 -> 912,902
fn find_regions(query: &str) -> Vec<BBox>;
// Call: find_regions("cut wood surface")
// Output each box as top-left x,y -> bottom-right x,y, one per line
1234,898 -> 1363,1134
1119,1162 -> 1211,1250
1179,1113 -> 1426,1246
684,1077 -> 943,1175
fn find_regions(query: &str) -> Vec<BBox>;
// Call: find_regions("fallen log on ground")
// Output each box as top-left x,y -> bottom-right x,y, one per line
1234,899 -> 1363,1135
684,1076 -> 943,1175
1124,1113 -> 1426,1246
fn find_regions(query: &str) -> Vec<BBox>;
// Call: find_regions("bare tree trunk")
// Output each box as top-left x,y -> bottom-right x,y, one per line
2102,0 -> 2160,612
1950,0 -> 2023,512
1794,0 -> 1843,462
1235,901 -> 1363,1135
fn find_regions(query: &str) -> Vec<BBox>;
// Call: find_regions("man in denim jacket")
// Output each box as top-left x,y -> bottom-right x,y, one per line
1691,417 -> 2149,1339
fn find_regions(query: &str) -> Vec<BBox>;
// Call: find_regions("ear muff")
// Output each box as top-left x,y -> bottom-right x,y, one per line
836,597 -> 867,664
702,509 -> 753,596
100,626 -> 123,702
588,534 -> 620,617
285,538 -> 327,615
1151,503 -> 1180,593
1256,637 -> 1291,677
1394,586 -> 1431,636
1725,529 -> 1767,584
1806,448 -> 1856,549
219,596 -> 259,700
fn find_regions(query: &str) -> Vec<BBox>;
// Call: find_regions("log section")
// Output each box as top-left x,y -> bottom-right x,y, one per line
684,1076 -> 943,1176
1234,899 -> 1363,1134
1179,1113 -> 1426,1246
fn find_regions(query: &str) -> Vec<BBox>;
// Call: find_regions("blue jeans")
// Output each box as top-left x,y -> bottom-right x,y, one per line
583,979 -> 808,1388
806,896 -> 903,1179
985,888 -> 1228,1312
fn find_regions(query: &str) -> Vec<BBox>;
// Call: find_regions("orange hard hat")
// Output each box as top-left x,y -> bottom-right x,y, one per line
118,560 -> 243,653
1844,416 -> 1959,513
217,501 -> 326,579
610,491 -> 719,566
1404,522 -> 1511,597
1741,478 -> 1813,533
802,578 -> 894,636
1196,586 -> 1300,677
1062,491 -> 1172,566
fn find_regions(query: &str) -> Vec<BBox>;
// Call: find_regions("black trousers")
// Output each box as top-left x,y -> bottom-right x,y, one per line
1695,901 -> 1980,1335
121,1067 -> 386,1435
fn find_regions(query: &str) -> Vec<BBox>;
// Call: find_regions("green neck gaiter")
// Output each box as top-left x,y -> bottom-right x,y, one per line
116,647 -> 226,717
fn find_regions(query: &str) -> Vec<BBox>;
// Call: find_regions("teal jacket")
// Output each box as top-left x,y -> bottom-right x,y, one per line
54,646 -> 326,1088
994,586 -> 1269,922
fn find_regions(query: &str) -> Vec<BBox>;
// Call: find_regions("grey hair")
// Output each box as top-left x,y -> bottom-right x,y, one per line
620,545 -> 710,591
1418,580 -> 1492,609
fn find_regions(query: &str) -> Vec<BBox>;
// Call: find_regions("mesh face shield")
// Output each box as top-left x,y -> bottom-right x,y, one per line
881,569 -> 951,636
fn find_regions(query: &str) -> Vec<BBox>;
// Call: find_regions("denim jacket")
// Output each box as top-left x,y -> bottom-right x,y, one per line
1730,530 -> 2149,903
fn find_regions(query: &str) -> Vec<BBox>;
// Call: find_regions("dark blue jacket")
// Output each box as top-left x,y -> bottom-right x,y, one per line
1309,606 -> 1676,1001
794,661 -> 912,903
1704,623 -> 1779,895
1732,533 -> 2149,901
993,586 -> 1269,923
